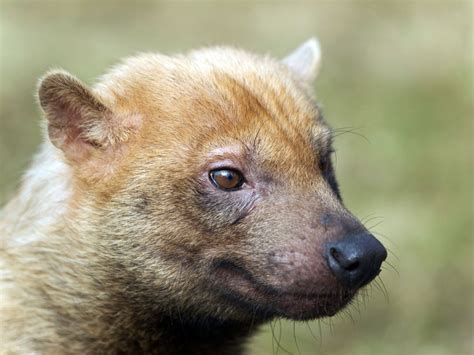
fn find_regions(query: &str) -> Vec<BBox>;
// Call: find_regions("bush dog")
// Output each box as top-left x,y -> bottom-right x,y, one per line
0,39 -> 387,354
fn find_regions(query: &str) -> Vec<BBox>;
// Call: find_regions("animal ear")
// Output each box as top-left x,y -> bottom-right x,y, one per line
282,38 -> 321,82
38,70 -> 139,162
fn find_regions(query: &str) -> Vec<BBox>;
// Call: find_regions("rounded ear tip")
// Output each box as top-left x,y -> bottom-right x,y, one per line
297,38 -> 321,69
283,37 -> 322,83
304,37 -> 321,58
37,69 -> 77,108
38,69 -> 75,90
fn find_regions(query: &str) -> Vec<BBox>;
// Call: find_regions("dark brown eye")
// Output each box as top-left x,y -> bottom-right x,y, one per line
209,169 -> 244,191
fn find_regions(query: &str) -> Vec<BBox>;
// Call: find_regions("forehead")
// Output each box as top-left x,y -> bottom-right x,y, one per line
205,72 -> 331,164
98,49 -> 332,158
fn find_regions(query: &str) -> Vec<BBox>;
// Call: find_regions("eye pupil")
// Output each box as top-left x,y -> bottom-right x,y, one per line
210,169 -> 244,191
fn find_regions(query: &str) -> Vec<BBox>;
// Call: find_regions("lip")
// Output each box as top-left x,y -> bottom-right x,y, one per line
210,260 -> 355,320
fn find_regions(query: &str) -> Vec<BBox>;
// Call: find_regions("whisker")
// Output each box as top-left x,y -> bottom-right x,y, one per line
305,321 -> 318,343
383,260 -> 400,276
248,306 -> 257,334
269,319 -> 291,355
317,319 -> 323,350
361,215 -> 384,225
270,320 -> 276,355
293,321 -> 302,355
277,318 -> 283,354
331,126 -> 371,143
359,212 -> 377,224
366,220 -> 384,231
377,275 -> 390,303
371,231 -> 400,251
353,294 -> 363,318
343,307 -> 356,324
384,247 -> 401,263
371,279 -> 385,299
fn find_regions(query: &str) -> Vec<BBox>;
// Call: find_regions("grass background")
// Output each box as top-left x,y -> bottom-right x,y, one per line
0,1 -> 472,354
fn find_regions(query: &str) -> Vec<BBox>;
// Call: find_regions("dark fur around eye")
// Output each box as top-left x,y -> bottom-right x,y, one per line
320,150 -> 341,200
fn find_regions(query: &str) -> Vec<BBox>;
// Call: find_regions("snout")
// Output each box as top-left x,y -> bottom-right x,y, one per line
325,233 -> 387,289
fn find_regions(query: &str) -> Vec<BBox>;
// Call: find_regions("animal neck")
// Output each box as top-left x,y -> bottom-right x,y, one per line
107,314 -> 257,354
37,244 -> 261,354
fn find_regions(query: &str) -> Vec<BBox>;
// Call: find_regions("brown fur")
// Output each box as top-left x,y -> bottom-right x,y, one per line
1,40 -> 379,354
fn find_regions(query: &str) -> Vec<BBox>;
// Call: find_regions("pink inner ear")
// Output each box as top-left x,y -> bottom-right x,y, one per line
40,72 -> 143,167
47,100 -> 99,161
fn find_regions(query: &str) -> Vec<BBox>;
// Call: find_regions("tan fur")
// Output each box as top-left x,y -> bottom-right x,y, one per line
1,39 -> 380,354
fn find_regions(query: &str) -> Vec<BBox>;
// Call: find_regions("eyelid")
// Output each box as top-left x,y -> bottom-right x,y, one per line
208,160 -> 241,171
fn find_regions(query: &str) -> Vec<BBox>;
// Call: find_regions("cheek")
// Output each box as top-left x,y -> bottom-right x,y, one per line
194,188 -> 255,228
186,172 -> 254,228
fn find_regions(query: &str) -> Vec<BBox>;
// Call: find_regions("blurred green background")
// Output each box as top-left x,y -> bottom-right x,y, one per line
1,1 -> 472,354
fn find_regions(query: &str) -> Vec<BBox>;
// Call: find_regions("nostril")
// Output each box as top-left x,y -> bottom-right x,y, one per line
345,260 -> 359,271
330,247 -> 360,271
329,247 -> 340,261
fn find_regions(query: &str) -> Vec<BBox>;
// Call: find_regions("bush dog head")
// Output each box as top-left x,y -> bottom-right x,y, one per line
35,38 -> 386,345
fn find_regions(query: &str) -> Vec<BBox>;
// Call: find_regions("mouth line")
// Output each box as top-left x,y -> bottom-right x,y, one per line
213,259 -> 348,298
209,259 -> 354,319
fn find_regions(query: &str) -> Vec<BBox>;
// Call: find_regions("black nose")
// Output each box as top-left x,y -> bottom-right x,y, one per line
325,233 -> 387,289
